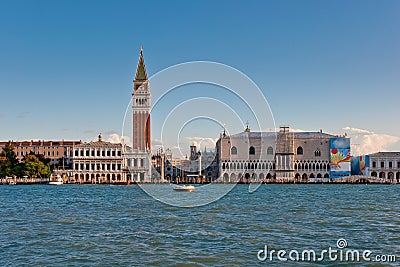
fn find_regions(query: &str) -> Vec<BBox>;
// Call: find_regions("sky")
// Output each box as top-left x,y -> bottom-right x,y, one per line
0,0 -> 399,156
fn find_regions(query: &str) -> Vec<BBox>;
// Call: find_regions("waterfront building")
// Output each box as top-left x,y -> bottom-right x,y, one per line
217,126 -> 338,182
69,133 -> 125,183
0,140 -> 81,168
367,152 -> 400,183
216,126 -> 276,183
293,130 -> 333,182
124,48 -> 152,182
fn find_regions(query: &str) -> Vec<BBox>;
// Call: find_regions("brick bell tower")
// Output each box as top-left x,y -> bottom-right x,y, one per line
132,47 -> 151,151
128,47 -> 152,183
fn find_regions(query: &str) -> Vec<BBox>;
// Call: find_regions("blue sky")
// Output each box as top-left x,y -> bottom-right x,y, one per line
0,0 -> 399,154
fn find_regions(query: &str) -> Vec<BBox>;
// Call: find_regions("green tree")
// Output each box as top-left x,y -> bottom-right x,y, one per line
0,141 -> 18,177
24,154 -> 51,178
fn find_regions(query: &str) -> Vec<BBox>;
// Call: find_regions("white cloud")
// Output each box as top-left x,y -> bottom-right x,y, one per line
152,138 -> 162,147
341,127 -> 400,155
185,136 -> 217,151
106,133 -> 132,146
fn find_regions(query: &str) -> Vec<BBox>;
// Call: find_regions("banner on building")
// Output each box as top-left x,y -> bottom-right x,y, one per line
351,155 -> 369,175
330,138 -> 351,178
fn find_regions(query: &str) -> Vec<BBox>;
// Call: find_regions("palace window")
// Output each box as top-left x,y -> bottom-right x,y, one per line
372,161 -> 376,168
231,146 -> 237,155
267,146 -> 274,155
297,146 -> 303,155
249,146 -> 255,155
389,161 -> 392,168
314,149 -> 321,157
381,161 -> 385,168
398,162 -> 400,168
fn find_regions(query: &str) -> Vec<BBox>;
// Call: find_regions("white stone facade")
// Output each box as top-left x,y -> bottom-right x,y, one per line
70,134 -> 125,183
217,127 -> 335,182
368,152 -> 400,182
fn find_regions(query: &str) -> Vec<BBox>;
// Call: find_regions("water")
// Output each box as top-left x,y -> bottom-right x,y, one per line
0,185 -> 399,266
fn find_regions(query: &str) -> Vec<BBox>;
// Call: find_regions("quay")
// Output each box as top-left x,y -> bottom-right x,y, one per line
0,175 -> 396,185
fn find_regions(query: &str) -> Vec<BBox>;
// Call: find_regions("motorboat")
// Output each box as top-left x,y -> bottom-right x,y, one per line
49,175 -> 63,185
173,185 -> 195,192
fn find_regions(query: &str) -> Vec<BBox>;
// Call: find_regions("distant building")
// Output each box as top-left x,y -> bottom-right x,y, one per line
150,145 -> 218,183
178,145 -> 217,183
216,126 -> 342,182
0,140 -> 81,168
367,152 -> 400,182
69,133 -> 126,183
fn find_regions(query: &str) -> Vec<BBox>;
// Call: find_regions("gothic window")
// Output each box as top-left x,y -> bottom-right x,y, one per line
297,146 -> 303,155
231,146 -> 237,155
267,146 -> 273,155
314,149 -> 321,157
249,146 -> 255,155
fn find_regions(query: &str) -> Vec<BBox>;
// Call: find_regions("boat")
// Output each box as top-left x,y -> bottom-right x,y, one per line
173,185 -> 195,192
49,175 -> 63,185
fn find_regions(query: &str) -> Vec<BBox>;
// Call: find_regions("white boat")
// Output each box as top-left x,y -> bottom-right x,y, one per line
173,185 -> 195,192
49,175 -> 63,185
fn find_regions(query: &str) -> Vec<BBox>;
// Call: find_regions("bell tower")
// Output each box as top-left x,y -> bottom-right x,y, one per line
132,47 -> 151,151
126,47 -> 152,183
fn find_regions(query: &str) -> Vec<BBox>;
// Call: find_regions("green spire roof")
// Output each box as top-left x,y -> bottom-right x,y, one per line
134,48 -> 148,81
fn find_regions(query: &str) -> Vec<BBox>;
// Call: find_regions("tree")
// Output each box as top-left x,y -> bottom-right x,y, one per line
23,154 -> 51,178
0,141 -> 18,177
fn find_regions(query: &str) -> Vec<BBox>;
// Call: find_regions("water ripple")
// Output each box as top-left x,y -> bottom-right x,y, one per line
0,184 -> 398,266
